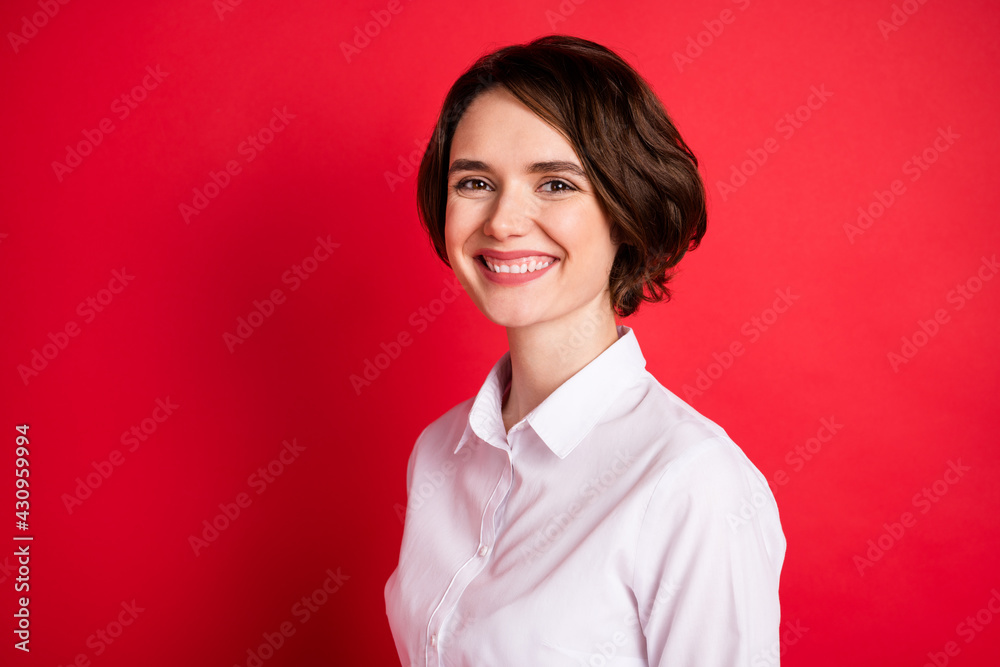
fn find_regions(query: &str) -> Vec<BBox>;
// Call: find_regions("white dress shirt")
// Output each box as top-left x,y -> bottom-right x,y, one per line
385,324 -> 785,666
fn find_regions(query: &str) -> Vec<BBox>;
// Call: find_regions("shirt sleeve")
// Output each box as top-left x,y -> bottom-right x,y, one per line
633,437 -> 786,666
405,423 -> 431,494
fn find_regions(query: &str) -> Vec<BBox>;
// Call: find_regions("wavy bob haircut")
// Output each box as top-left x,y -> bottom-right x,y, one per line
416,34 -> 707,318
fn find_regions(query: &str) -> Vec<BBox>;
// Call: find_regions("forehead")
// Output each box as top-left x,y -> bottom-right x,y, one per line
449,87 -> 577,163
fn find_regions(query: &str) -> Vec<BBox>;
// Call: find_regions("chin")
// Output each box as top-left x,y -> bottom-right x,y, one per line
479,303 -> 554,329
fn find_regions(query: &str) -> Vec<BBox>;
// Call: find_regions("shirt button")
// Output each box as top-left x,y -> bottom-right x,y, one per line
430,633 -> 437,647
478,544 -> 490,557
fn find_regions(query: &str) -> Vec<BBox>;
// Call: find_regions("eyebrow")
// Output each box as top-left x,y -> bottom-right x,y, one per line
448,158 -> 589,181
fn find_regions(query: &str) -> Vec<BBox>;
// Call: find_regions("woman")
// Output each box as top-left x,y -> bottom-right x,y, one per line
385,35 -> 785,666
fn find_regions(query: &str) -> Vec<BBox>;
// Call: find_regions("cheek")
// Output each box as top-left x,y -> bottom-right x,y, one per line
554,209 -> 615,262
443,209 -> 461,249
443,214 -> 474,268
445,202 -> 482,244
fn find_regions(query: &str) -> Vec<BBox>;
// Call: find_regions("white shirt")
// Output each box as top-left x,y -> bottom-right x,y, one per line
385,324 -> 785,666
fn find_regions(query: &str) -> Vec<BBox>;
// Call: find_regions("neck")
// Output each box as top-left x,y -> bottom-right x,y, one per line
501,300 -> 620,433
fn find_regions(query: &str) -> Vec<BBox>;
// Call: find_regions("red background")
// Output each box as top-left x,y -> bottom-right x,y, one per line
2,0 -> 999,665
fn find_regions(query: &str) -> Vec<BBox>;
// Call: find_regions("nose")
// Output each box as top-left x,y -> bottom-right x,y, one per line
482,185 -> 537,240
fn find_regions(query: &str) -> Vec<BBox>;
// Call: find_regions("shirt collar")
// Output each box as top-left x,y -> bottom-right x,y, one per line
454,324 -> 647,459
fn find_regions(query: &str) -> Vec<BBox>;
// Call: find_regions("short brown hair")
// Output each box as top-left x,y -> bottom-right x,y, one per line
416,34 -> 707,318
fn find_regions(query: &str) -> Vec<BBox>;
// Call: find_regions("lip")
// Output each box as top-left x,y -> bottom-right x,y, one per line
475,248 -> 559,260
475,254 -> 558,285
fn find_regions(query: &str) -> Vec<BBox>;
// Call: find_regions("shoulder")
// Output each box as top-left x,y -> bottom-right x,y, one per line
631,431 -> 786,594
649,436 -> 770,511
621,371 -> 778,531
406,396 -> 475,475
415,396 -> 474,450
625,385 -> 786,659
403,396 -> 474,491
617,370 -> 746,470
639,370 -> 733,443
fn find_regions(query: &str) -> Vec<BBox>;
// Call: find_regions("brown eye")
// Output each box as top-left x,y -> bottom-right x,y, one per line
541,179 -> 575,193
456,178 -> 492,192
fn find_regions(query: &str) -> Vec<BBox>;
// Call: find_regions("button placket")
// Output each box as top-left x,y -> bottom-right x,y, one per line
476,450 -> 511,563
424,451 -> 514,666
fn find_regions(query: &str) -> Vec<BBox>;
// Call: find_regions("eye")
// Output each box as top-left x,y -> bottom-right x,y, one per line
455,178 -> 493,192
540,179 -> 576,193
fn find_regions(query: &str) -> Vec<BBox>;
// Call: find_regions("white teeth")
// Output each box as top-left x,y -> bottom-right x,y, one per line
482,257 -> 553,274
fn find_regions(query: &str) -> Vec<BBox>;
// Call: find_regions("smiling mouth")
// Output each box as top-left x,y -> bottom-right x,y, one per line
477,255 -> 558,274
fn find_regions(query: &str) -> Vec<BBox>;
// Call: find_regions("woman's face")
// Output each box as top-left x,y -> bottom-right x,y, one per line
445,87 -> 619,330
